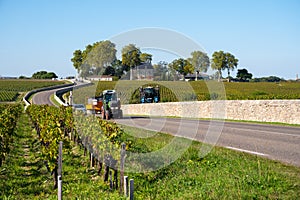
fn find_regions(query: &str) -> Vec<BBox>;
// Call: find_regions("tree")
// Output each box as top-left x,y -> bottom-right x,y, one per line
121,44 -> 141,80
168,58 -> 194,80
225,52 -> 239,81
45,72 -> 58,79
79,64 -> 91,78
153,61 -> 169,80
82,44 -> 93,61
111,59 -> 124,78
71,50 -> 82,73
236,68 -> 253,81
103,66 -> 115,76
85,40 -> 117,75
211,51 -> 238,82
211,51 -> 226,81
71,41 -> 116,77
121,44 -> 141,68
71,44 -> 92,76
32,71 -> 58,79
19,75 -> 30,79
253,76 -> 283,82
183,61 -> 194,75
140,53 -> 152,63
188,51 -> 210,80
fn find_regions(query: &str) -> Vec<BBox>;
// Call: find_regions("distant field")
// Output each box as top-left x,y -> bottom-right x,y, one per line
72,81 -> 300,104
0,79 -> 64,102
218,82 -> 300,100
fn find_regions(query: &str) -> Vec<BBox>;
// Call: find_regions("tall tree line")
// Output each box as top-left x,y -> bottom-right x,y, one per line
71,40 -> 240,81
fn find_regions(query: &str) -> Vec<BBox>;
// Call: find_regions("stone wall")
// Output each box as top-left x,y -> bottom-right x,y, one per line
122,100 -> 300,124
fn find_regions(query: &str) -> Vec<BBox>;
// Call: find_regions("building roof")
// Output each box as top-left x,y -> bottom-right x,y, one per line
87,75 -> 112,79
185,73 -> 209,78
135,63 -> 154,70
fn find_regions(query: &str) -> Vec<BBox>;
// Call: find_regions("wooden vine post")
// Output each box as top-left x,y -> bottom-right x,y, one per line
58,141 -> 63,200
119,143 -> 126,194
129,179 -> 134,200
124,176 -> 129,197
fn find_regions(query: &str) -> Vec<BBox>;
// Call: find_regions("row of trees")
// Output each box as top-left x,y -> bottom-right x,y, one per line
31,71 -> 58,79
71,40 -> 243,81
18,71 -> 58,79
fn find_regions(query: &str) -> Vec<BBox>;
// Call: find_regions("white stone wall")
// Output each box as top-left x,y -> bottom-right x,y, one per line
122,100 -> 300,124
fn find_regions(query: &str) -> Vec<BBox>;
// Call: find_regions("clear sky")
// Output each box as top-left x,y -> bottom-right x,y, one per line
0,0 -> 299,79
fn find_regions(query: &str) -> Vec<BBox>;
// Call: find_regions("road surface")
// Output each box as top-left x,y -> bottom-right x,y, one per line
115,117 -> 300,167
32,88 -> 58,105
32,80 -> 89,105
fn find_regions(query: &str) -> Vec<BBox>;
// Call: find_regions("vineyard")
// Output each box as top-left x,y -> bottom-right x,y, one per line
0,79 -> 64,102
1,80 -> 300,198
72,80 -> 300,104
0,91 -> 19,102
26,104 -> 128,189
0,104 -> 22,166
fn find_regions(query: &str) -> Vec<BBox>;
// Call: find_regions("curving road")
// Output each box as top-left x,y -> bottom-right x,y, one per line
32,88 -> 59,106
115,117 -> 300,167
32,81 -> 89,105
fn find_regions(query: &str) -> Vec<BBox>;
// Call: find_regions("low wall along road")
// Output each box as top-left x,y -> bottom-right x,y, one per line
122,100 -> 300,125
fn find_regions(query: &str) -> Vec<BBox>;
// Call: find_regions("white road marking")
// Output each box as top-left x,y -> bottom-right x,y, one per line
227,127 -> 300,137
225,146 -> 268,157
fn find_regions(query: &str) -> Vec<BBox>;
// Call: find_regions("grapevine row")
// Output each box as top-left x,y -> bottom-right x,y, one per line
0,104 -> 22,166
26,104 -> 126,187
0,79 -> 64,92
26,105 -> 73,187
73,81 -> 300,105
0,91 -> 19,102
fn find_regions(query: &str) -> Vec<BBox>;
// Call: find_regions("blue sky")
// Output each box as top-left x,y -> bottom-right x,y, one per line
0,0 -> 299,79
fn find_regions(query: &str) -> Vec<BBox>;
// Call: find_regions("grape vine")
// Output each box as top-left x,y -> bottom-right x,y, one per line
0,104 -> 22,166
26,104 -> 126,187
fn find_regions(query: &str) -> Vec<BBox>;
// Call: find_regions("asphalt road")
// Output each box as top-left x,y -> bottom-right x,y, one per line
115,117 -> 300,167
32,88 -> 58,105
32,81 -> 88,105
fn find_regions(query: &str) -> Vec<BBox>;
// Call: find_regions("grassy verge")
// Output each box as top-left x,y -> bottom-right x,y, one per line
50,94 -> 61,107
120,124 -> 300,199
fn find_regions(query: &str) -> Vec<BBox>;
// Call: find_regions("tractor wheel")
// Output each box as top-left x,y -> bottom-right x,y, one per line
118,110 -> 123,119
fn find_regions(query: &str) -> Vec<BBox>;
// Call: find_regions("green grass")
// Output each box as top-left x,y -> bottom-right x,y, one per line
50,94 -> 61,107
120,124 -> 300,199
72,81 -> 300,104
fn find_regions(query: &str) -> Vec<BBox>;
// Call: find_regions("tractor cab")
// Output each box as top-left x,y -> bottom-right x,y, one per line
102,90 -> 122,119
139,86 -> 160,103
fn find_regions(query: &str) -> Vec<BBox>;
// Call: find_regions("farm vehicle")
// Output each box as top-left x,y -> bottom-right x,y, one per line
139,86 -> 160,103
86,96 -> 103,114
85,90 -> 122,119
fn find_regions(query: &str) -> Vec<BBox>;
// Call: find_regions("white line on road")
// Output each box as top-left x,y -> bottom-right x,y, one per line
227,127 -> 300,137
225,146 -> 268,157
